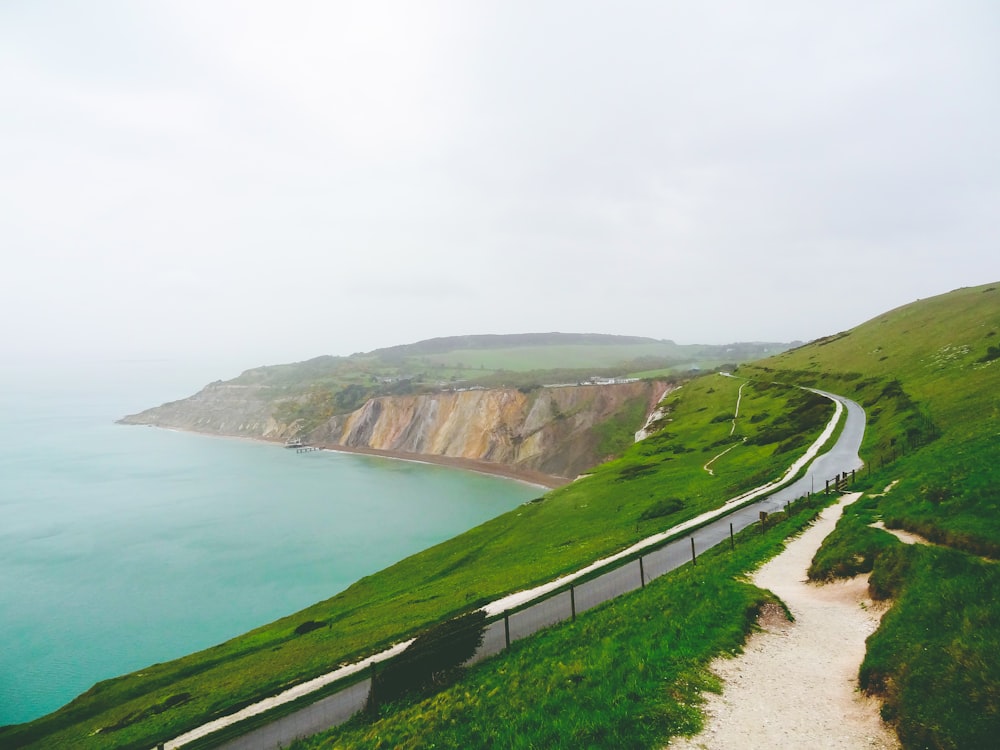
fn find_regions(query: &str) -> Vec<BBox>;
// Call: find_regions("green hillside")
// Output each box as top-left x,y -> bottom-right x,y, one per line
295,283 -> 1000,750
229,333 -> 789,391
744,283 -> 1000,553
744,282 -> 1000,747
0,371 -> 833,749
6,289 -> 997,749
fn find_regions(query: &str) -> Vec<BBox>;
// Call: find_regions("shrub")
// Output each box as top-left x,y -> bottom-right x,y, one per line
371,610 -> 487,709
294,620 -> 326,636
639,498 -> 684,522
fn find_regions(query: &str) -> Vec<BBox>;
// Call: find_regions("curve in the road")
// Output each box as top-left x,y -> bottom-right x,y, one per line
167,386 -> 866,749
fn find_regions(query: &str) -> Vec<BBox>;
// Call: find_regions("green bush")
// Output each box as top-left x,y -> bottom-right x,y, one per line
638,498 -> 684,522
370,610 -> 487,709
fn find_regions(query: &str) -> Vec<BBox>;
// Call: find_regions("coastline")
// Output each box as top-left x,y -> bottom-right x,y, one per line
312,441 -> 570,490
120,422 -> 569,490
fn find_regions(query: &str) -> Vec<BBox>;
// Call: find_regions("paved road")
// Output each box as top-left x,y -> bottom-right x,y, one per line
472,389 -> 866,654
200,389 -> 866,750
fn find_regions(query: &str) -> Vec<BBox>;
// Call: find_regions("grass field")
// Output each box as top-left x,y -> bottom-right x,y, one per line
292,496 -> 832,750
756,281 -> 1000,747
0,374 -> 833,749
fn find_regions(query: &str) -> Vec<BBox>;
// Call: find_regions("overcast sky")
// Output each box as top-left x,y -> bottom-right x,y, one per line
3,1 -> 998,375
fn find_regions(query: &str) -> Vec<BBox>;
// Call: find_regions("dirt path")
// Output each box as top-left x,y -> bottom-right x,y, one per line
669,493 -> 899,750
870,520 -> 931,546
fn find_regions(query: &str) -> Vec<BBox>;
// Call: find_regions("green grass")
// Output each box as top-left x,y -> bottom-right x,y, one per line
1,375 -> 834,750
869,546 -> 1000,748
766,281 -> 1000,748
417,341 -> 785,374
292,497 -> 832,750
18,283 -> 997,749
742,281 -> 1000,552
812,517 -> 1000,748
807,494 -> 898,581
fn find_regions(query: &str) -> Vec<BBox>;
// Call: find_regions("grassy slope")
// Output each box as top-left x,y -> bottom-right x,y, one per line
742,282 -> 1000,550
751,282 -> 1000,748
229,337 -> 787,391
294,498 -> 831,750
1,375 -> 833,749
419,341 -> 785,373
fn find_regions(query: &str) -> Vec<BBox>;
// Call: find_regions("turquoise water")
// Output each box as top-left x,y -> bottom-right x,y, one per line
0,362 -> 537,727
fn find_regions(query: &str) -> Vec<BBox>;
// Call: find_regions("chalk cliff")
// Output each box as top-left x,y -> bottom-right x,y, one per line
121,381 -> 669,480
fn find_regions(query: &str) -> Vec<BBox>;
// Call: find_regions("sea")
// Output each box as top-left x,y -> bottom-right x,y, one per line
0,359 -> 538,727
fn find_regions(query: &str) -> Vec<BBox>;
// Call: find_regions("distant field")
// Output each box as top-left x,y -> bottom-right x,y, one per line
420,343 -> 685,372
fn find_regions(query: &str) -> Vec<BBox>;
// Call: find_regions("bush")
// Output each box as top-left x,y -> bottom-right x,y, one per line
867,544 -> 917,600
639,498 -> 684,522
294,620 -> 326,636
371,610 -> 487,709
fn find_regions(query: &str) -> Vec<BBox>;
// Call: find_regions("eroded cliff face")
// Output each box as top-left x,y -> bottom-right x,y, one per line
310,382 -> 669,479
120,381 -> 670,480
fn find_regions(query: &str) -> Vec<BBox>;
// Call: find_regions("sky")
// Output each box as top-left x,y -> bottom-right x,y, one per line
2,0 -> 999,379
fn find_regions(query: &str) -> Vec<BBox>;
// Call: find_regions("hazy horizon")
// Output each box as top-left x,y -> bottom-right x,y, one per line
4,2 -> 998,371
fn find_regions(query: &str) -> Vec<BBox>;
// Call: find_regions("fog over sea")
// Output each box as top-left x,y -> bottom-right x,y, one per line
0,360 -> 537,726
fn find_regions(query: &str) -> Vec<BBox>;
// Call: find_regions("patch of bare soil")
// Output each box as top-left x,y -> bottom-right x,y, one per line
870,520 -> 931,546
668,494 -> 899,750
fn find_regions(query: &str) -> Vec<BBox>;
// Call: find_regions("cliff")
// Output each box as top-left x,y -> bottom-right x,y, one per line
313,382 -> 667,479
119,382 -> 299,439
120,381 -> 670,481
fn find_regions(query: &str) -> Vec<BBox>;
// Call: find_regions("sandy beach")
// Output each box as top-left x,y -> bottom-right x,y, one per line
305,440 -> 570,489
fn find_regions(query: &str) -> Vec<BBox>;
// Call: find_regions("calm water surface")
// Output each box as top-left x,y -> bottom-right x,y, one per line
0,361 -> 537,726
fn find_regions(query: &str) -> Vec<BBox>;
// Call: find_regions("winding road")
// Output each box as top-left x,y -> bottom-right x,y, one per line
168,384 -> 866,750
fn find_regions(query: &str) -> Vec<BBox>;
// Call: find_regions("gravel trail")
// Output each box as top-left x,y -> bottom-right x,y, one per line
669,493 -> 899,750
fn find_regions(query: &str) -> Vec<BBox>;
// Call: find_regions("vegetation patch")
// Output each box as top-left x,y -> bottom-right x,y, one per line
860,546 -> 1000,748
2,372 -> 836,750
807,495 -> 897,581
294,498 -> 829,750
978,344 -> 1000,363
294,621 -> 327,636
638,498 -> 685,522
98,693 -> 192,735
370,611 -> 487,709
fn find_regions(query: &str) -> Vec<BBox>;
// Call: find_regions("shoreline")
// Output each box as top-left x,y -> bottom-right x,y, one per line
311,442 -> 570,490
119,421 -> 569,490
